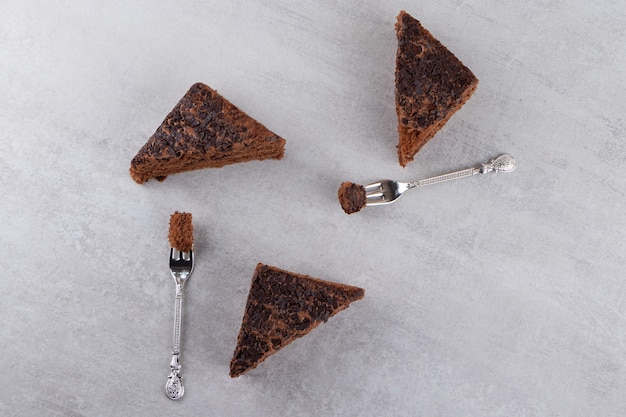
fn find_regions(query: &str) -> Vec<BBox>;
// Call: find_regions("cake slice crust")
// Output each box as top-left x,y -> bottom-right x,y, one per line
395,11 -> 478,166
130,83 -> 286,183
230,264 -> 364,377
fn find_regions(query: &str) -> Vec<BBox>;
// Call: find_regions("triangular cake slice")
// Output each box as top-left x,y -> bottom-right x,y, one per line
230,263 -> 364,377
129,83 -> 286,183
395,11 -> 478,167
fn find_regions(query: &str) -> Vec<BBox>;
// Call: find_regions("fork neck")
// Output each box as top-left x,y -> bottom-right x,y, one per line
174,281 -> 187,297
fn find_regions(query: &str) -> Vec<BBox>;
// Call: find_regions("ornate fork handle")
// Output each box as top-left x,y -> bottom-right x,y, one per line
409,154 -> 516,188
165,284 -> 185,400
173,285 -> 183,355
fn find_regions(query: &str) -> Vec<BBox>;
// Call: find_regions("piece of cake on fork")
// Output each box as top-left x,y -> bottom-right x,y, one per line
168,211 -> 193,252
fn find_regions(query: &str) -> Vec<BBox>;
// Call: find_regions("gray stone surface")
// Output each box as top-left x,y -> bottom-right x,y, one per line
1,1 -> 625,416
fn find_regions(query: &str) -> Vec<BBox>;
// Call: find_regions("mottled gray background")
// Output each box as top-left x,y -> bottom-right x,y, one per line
1,0 -> 625,416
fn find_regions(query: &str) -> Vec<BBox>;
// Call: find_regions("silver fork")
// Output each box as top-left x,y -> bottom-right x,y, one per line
164,248 -> 194,400
365,154 -> 516,206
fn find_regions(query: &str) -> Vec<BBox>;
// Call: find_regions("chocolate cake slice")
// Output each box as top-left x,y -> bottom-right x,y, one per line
230,264 -> 364,377
130,83 -> 286,183
395,11 -> 478,167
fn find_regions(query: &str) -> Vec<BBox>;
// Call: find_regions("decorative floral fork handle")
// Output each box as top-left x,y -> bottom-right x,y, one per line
410,154 -> 517,187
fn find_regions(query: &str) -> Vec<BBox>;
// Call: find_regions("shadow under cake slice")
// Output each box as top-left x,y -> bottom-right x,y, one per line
230,263 -> 365,377
395,10 -> 478,167
130,83 -> 286,184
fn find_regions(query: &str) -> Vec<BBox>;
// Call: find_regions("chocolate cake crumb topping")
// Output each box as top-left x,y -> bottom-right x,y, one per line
168,211 -> 193,252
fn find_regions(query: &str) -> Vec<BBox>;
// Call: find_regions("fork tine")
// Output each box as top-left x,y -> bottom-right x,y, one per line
366,191 -> 384,200
366,191 -> 388,204
170,248 -> 195,264
364,182 -> 382,193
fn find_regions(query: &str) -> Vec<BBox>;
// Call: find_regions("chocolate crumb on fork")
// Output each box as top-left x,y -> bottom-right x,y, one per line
338,182 -> 367,214
169,211 -> 193,252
